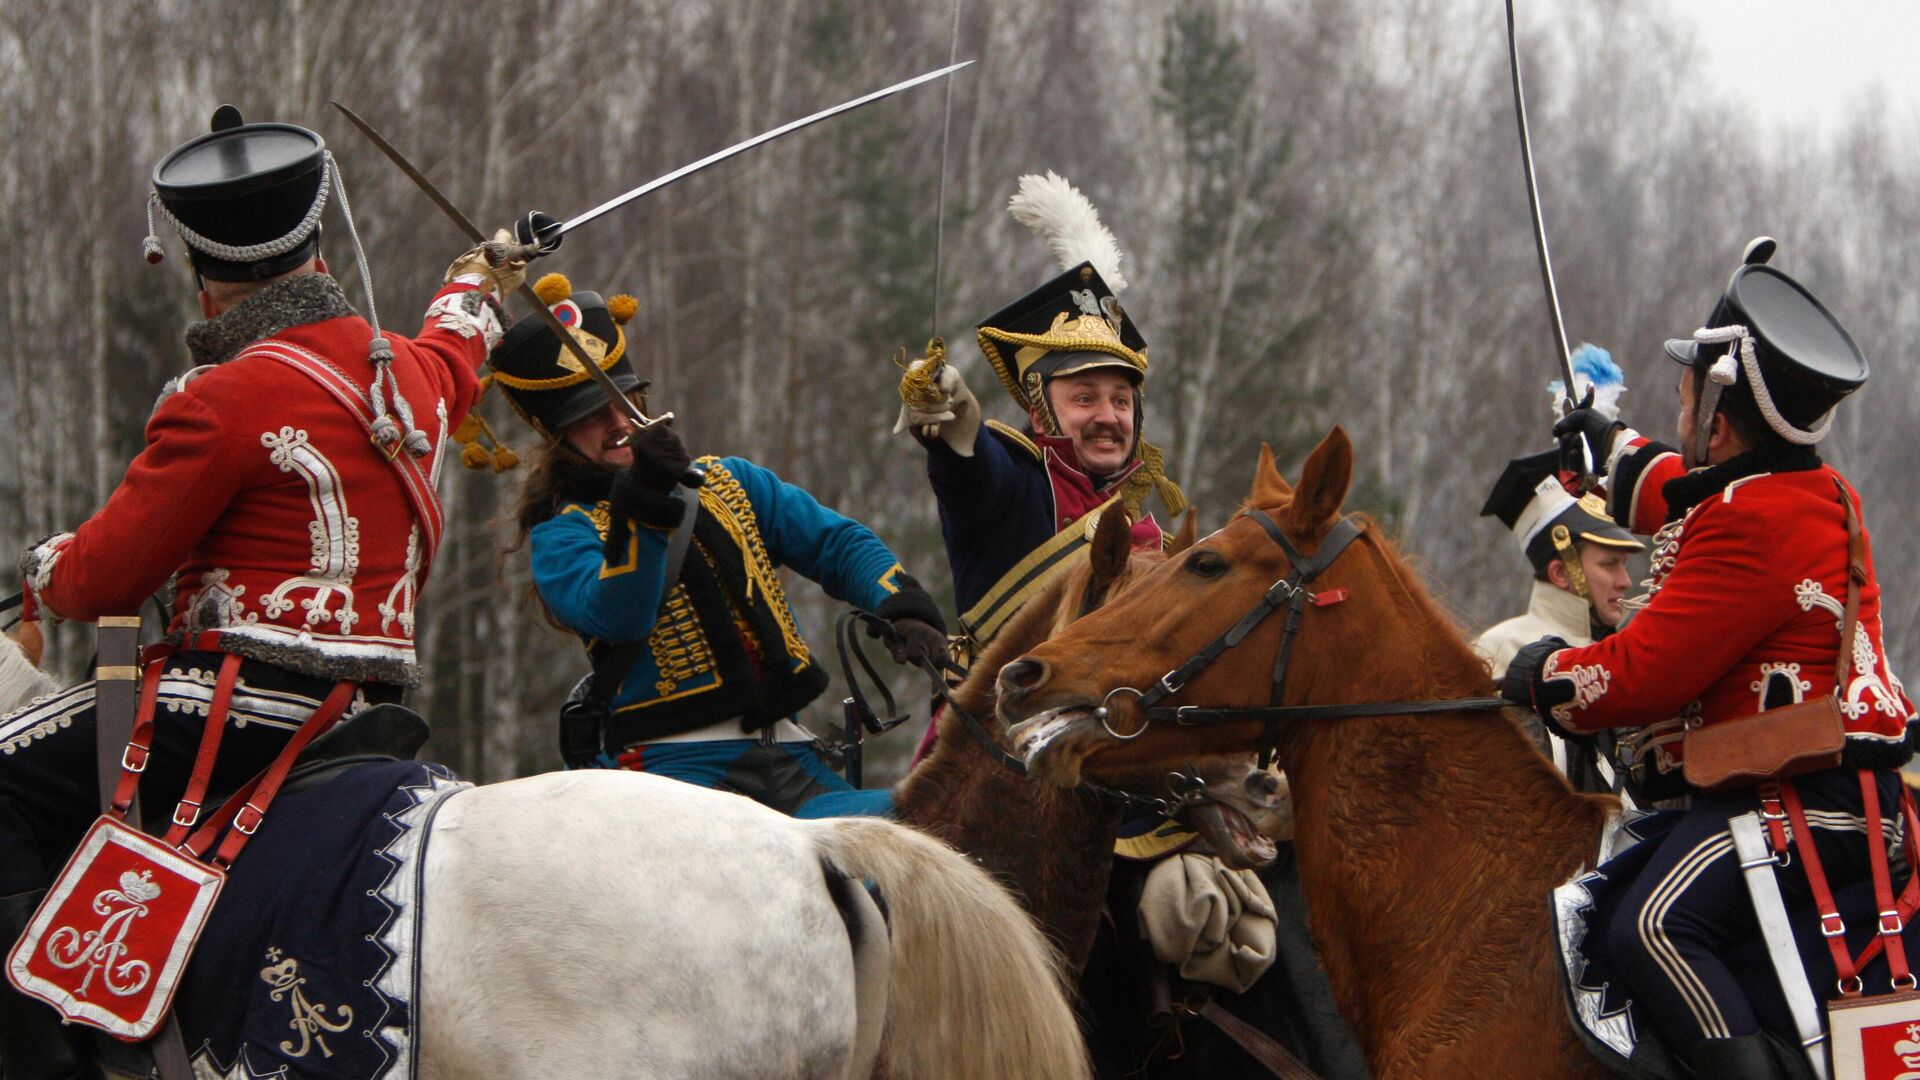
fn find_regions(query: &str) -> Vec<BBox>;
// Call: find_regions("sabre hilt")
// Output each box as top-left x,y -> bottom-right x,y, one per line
606,425 -> 706,489
514,210 -> 565,256
479,212 -> 563,266
607,411 -> 677,437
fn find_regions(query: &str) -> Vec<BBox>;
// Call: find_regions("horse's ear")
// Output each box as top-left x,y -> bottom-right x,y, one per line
1283,427 -> 1353,536
1090,499 -> 1133,593
1251,443 -> 1293,508
1165,510 -> 1199,556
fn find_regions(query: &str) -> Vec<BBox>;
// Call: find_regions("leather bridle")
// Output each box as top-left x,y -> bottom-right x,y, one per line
834,609 -> 1197,818
1090,509 -> 1506,766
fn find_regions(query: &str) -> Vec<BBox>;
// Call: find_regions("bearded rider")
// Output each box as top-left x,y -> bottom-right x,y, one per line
483,271 -> 944,818
1501,244 -> 1915,1079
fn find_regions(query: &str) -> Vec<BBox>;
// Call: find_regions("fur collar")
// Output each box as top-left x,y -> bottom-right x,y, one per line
1660,441 -> 1823,523
185,274 -> 358,366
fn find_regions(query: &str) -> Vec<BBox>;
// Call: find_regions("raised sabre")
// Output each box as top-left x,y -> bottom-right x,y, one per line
330,100 -> 678,447
1503,0 -> 1592,475
335,58 -> 971,455
549,61 -> 973,242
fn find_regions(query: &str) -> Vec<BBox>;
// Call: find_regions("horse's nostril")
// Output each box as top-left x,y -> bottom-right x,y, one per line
1254,771 -> 1280,796
998,658 -> 1048,696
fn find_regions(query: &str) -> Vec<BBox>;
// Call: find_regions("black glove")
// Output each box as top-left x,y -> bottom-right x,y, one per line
870,576 -> 949,666
558,676 -> 605,770
626,422 -> 693,494
1552,388 -> 1624,478
515,210 -> 564,256
603,427 -> 693,562
1500,636 -> 1579,729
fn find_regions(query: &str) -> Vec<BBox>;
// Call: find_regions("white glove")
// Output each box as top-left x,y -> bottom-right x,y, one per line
893,362 -> 982,456
444,229 -> 529,296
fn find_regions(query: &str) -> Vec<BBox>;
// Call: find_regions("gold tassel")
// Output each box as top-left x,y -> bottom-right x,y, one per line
895,337 -> 948,412
1119,441 -> 1188,520
1155,472 -> 1189,518
451,376 -> 522,473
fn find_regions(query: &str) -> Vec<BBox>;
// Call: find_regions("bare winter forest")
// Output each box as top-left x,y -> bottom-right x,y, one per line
3,0 -> 1916,782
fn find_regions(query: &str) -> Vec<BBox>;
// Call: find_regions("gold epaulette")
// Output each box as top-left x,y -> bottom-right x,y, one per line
985,420 -> 1040,461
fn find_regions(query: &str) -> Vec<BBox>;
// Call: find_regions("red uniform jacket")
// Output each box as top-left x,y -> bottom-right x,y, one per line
23,274 -> 497,686
1540,432 -> 1914,776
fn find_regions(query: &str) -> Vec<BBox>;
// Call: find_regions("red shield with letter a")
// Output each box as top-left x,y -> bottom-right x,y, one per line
5,815 -> 224,1041
1829,991 -> 1920,1080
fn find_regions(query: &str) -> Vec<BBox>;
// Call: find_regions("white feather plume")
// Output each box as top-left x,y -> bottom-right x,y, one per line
1007,171 -> 1128,293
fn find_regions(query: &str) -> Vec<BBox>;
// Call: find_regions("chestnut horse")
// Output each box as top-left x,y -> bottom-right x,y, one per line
997,428 -> 1616,1079
896,501 -> 1364,1079
898,503 -> 1292,968
896,503 -> 1213,971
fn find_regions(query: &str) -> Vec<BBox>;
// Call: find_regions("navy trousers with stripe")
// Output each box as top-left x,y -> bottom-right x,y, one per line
1606,766 -> 1903,1053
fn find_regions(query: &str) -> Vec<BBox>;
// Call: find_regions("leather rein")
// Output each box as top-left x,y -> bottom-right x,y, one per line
835,609 -> 1203,818
1090,510 -> 1506,766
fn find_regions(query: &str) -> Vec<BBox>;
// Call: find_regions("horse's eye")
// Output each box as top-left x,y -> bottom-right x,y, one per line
1187,550 -> 1227,578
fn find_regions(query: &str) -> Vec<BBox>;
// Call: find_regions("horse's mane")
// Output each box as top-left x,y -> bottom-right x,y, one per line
1343,515 -> 1497,699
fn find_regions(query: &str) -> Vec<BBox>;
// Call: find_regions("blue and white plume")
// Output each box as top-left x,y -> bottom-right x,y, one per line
1549,343 -> 1626,420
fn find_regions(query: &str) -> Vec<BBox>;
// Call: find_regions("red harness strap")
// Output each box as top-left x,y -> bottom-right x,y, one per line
161,653 -> 243,840
1857,772 -> 1915,989
1852,784 -> 1920,975
184,678 -> 357,868
105,635 -> 358,869
1773,772 -> 1920,997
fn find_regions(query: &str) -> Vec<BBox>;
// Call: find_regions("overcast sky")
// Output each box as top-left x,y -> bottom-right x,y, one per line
1668,0 -> 1920,139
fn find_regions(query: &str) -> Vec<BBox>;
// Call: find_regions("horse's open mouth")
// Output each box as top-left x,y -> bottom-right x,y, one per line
1192,800 -> 1279,869
1008,704 -> 1103,785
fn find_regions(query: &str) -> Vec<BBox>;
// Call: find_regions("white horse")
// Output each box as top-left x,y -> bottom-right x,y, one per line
0,634 -> 54,712
416,769 -> 1088,1079
0,657 -> 1088,1079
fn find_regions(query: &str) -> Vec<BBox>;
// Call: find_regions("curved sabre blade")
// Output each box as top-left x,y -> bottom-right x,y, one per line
331,101 -> 486,244
560,60 -> 975,235
1503,1 -> 1577,409
329,100 -> 670,440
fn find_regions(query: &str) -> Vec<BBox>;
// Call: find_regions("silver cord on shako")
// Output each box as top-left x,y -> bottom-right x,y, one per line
143,151 -> 432,459
1691,323 -> 1834,445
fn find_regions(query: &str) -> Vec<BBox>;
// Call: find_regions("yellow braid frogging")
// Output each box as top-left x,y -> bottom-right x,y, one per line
1120,440 -> 1187,519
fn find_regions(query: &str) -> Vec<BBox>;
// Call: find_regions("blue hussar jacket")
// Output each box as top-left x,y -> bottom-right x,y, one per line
530,455 -> 906,740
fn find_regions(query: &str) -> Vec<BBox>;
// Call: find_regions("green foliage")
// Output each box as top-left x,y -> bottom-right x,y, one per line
1155,3 -> 1257,272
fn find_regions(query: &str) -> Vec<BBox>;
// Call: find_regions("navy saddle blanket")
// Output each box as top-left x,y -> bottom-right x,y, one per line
1556,801 -> 1920,1079
175,760 -> 468,1080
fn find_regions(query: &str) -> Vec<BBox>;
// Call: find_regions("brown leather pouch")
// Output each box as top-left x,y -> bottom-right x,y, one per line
1682,694 -> 1846,794
1682,477 -> 1862,795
